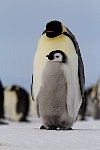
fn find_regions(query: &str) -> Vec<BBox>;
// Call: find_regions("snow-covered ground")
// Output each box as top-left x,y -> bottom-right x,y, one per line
0,118 -> 100,150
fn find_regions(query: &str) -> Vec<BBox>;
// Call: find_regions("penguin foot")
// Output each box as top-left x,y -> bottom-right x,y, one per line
0,120 -> 8,125
47,125 -> 58,130
40,125 -> 73,130
67,127 -> 73,130
40,125 -> 47,129
40,125 -> 57,130
19,118 -> 30,122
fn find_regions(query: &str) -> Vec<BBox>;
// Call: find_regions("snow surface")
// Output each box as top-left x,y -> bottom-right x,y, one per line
0,118 -> 100,150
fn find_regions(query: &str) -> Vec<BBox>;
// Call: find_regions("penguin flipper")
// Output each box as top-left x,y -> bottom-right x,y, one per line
65,27 -> 85,101
36,97 -> 40,117
78,53 -> 85,101
31,74 -> 34,101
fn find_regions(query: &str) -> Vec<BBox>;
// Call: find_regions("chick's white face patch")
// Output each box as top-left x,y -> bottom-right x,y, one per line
53,53 -> 63,62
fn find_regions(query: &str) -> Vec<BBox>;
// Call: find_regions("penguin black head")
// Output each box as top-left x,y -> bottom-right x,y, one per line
42,20 -> 77,49
10,85 -> 20,91
46,50 -> 67,63
44,20 -> 62,38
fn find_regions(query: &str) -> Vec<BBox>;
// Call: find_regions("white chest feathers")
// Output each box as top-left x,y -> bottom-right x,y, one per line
33,35 -> 79,100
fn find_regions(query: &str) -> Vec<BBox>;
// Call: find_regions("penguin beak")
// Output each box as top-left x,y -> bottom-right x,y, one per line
46,30 -> 62,38
46,55 -> 49,57
46,31 -> 55,38
46,31 -> 54,33
42,30 -> 54,35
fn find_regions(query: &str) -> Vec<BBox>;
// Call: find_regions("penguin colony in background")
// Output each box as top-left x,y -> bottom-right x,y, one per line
0,84 -> 31,123
32,20 -> 85,130
0,80 -> 6,124
79,79 -> 100,120
5,85 -> 30,122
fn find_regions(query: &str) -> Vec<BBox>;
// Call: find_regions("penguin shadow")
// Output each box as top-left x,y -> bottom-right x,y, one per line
39,125 -> 100,131
73,128 -> 100,131
39,125 -> 73,131
0,118 -> 32,126
0,121 -> 8,125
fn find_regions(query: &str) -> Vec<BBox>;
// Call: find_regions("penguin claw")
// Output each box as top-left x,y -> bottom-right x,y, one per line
19,118 -> 30,122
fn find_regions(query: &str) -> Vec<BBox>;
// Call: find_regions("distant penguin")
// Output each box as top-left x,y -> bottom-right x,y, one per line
78,89 -> 88,120
78,84 -> 100,120
0,80 -> 8,124
86,80 -> 100,119
0,80 -> 4,119
32,20 -> 85,130
4,85 -> 30,122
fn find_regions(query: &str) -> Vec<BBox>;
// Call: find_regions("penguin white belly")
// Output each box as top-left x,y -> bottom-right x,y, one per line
4,90 -> 22,121
33,35 -> 82,120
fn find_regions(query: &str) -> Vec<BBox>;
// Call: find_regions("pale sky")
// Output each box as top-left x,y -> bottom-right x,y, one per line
0,0 -> 100,91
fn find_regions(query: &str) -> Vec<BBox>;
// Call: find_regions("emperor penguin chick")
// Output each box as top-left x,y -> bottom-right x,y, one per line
37,50 -> 75,130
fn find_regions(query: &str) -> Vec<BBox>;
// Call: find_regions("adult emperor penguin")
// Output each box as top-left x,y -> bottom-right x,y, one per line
0,80 -> 8,125
32,20 -> 85,130
4,85 -> 29,122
